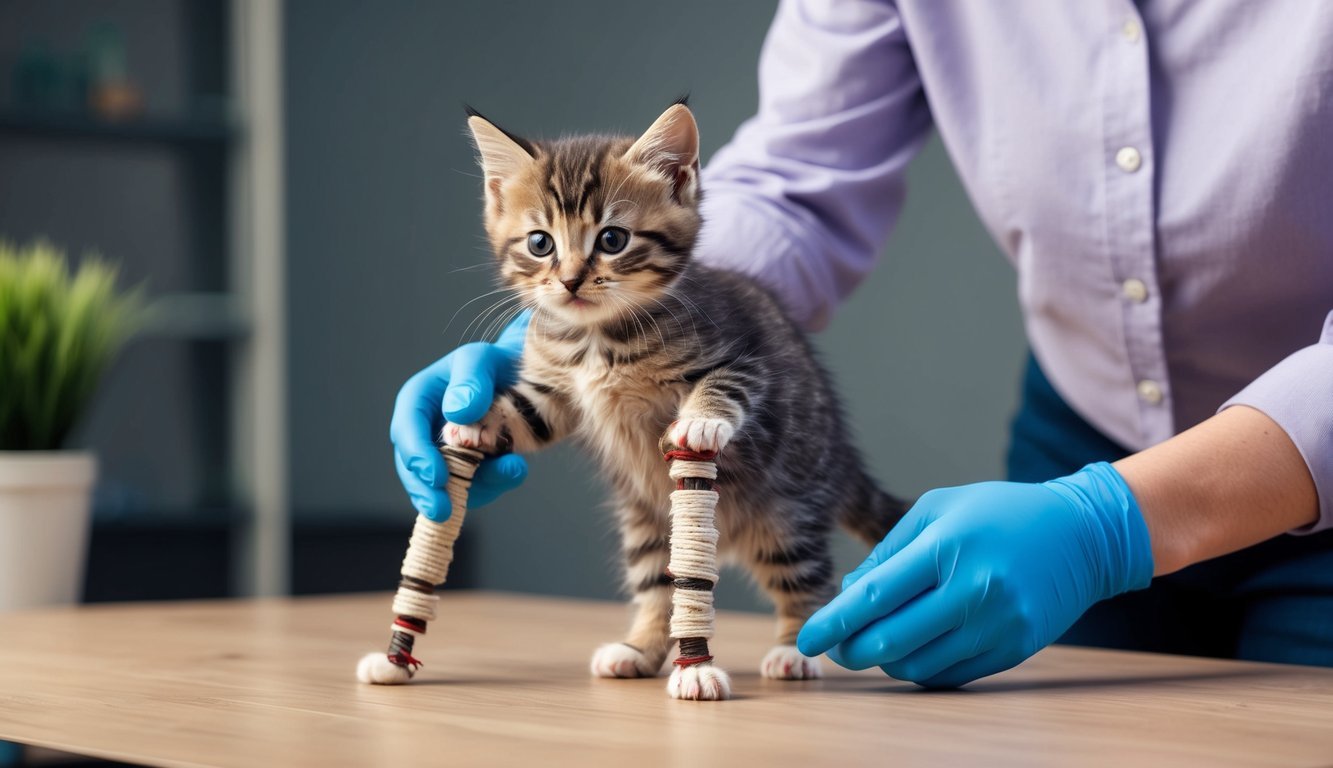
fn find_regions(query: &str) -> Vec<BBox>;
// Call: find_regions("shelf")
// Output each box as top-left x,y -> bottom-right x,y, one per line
142,292 -> 250,340
0,109 -> 237,149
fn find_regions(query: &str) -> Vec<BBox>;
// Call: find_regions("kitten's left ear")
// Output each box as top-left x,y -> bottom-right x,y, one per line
625,103 -> 700,204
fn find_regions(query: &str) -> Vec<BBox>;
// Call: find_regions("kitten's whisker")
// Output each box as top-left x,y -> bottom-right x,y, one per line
481,298 -> 532,343
460,293 -> 521,342
646,293 -> 697,351
444,287 -> 520,337
604,199 -> 639,221
474,292 -> 527,339
447,261 -> 496,275
476,302 -> 519,343
609,290 -> 665,351
618,294 -> 662,352
459,300 -> 516,345
602,168 -> 636,215
668,277 -> 722,332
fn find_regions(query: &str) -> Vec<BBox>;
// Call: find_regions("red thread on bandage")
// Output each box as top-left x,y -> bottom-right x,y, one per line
673,654 -> 715,668
394,617 -> 426,634
664,449 -> 717,463
387,651 -> 423,670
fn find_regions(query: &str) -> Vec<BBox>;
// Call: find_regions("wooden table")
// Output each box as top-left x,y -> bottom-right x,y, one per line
1,592 -> 1331,767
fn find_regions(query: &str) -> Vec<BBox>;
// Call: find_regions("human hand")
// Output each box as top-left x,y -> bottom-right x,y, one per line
797,462 -> 1153,688
389,312 -> 531,521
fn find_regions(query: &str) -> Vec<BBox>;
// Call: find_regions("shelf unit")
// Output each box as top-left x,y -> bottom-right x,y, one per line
0,109 -> 236,147
0,0 -> 288,596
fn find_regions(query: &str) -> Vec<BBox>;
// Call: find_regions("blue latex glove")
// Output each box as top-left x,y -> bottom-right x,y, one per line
389,312 -> 532,521
797,462 -> 1153,688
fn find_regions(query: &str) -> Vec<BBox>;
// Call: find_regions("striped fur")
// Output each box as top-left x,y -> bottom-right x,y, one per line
449,104 -> 908,677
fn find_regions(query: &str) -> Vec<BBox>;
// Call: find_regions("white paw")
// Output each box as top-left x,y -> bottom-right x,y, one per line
356,652 -> 415,685
590,643 -> 662,678
669,418 -> 735,453
760,644 -> 823,680
440,411 -> 508,453
666,663 -> 732,701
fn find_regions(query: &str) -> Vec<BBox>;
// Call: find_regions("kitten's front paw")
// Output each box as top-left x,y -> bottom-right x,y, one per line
668,418 -> 735,454
760,644 -> 823,680
667,663 -> 732,701
440,409 -> 511,454
590,643 -> 662,678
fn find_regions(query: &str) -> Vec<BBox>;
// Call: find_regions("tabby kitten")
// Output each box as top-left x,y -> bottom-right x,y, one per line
445,101 -> 907,686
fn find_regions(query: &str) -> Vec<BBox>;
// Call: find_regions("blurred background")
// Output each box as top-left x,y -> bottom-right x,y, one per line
0,0 -> 1023,612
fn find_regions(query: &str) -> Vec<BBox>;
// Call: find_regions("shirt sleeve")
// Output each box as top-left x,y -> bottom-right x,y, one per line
696,0 -> 933,330
1220,310 -> 1333,534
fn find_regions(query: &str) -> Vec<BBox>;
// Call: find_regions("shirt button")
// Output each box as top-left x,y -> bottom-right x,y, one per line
1121,19 -> 1142,43
1137,379 -> 1164,405
1116,147 -> 1142,173
1121,278 -> 1149,303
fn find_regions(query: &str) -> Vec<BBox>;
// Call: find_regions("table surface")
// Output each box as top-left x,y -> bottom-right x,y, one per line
1,592 -> 1331,768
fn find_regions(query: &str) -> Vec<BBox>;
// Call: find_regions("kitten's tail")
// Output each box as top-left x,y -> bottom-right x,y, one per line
841,481 -> 912,547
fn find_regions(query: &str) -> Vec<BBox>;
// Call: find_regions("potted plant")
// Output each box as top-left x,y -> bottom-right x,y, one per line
0,239 -> 142,612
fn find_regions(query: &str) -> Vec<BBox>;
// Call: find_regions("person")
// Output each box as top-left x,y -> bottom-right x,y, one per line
391,0 -> 1333,687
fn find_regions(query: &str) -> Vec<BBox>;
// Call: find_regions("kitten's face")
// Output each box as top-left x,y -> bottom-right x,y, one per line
468,105 -> 702,327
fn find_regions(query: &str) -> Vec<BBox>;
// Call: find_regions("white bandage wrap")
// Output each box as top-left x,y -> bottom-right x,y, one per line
400,512 -> 463,585
667,459 -> 717,482
667,483 -> 720,640
391,587 -> 440,622
663,453 -> 730,700
391,449 -> 478,623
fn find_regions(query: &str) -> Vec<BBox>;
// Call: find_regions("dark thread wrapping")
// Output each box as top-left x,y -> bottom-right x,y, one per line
441,445 -> 484,462
677,636 -> 710,660
398,575 -> 435,594
673,576 -> 714,592
387,629 -> 417,662
676,477 -> 716,491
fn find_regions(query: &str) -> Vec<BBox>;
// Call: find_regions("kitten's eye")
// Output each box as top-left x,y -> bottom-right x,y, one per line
597,227 -> 629,254
527,231 -> 555,257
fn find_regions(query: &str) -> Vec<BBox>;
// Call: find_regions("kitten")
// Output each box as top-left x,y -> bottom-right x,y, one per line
444,101 -> 907,684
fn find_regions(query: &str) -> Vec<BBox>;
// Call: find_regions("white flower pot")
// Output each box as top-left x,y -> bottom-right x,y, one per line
0,451 -> 96,611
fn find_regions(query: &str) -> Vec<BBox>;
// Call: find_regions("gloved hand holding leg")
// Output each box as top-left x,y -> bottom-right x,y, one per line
389,312 -> 532,521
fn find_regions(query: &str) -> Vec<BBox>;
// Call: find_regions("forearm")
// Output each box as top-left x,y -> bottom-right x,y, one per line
1113,405 -> 1318,576
695,0 -> 931,330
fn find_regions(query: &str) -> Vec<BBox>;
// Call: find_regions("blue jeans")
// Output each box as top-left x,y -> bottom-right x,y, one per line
1007,354 -> 1333,666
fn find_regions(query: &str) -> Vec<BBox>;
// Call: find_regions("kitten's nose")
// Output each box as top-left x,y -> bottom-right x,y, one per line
560,276 -> 585,294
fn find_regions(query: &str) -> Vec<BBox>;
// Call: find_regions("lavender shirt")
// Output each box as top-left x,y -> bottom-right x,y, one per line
695,0 -> 1333,531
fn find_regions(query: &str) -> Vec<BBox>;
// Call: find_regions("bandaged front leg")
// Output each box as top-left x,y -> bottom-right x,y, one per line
357,445 -> 483,684
663,448 -> 731,701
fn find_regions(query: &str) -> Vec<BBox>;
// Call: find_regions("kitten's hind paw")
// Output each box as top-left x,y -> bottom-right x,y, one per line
760,644 -> 823,680
667,418 -> 735,453
590,643 -> 663,678
667,662 -> 732,701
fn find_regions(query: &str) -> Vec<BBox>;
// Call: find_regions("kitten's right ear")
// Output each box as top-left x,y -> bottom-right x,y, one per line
465,107 -> 536,209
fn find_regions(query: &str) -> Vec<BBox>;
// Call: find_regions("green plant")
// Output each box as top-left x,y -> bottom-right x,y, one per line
0,239 -> 144,451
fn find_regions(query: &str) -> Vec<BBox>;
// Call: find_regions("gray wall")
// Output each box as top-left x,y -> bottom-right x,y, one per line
285,1 -> 1025,610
